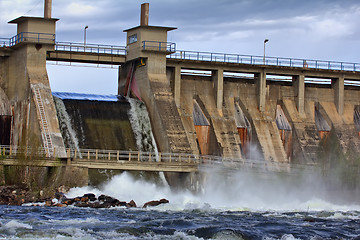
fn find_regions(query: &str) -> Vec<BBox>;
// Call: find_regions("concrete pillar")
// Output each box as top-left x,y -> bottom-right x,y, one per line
44,0 -> 52,19
174,65 -> 181,107
140,3 -> 149,26
332,76 -> 344,115
293,74 -> 305,114
255,70 -> 266,112
212,69 -> 224,109
117,65 -> 122,95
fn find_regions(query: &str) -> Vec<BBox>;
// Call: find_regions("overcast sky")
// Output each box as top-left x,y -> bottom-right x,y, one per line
1,0 -> 360,94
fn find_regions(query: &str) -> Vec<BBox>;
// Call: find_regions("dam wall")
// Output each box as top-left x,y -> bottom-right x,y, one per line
163,67 -> 360,163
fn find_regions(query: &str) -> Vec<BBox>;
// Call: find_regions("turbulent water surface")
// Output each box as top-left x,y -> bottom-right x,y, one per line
1,172 -> 360,240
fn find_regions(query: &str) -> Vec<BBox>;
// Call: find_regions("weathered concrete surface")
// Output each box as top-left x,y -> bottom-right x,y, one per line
320,102 -> 360,156
175,76 -> 241,158
0,16 -> 66,157
166,68 -> 360,163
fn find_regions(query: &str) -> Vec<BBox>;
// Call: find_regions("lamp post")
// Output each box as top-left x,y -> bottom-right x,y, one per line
84,25 -> 88,45
263,39 -> 269,65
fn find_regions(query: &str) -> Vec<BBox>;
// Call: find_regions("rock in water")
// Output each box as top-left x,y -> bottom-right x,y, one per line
127,200 -> 137,208
143,198 -> 169,208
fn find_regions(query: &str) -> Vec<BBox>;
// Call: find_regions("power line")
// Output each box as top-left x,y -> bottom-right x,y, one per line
23,0 -> 43,16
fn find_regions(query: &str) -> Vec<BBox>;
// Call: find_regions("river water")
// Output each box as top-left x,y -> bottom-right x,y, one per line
1,170 -> 360,239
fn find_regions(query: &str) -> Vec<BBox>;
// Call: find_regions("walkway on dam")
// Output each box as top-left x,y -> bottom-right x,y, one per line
1,35 -> 360,73
0,146 -> 313,174
50,42 -> 360,73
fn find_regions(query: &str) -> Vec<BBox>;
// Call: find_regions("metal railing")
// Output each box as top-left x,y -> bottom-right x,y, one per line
142,41 -> 176,53
0,145 -> 319,173
9,32 -> 55,46
55,42 -> 127,55
0,37 -> 10,47
169,50 -> 360,72
2,32 -> 359,72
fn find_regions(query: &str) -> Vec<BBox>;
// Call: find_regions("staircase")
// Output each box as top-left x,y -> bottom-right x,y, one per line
32,86 -> 54,157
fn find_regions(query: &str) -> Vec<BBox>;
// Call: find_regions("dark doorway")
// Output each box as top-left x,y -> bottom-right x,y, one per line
0,115 -> 12,145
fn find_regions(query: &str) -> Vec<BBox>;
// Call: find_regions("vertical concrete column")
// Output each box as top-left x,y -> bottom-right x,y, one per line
44,0 -> 52,19
255,70 -> 266,112
332,76 -> 344,115
212,69 -> 224,109
117,66 -> 122,95
174,65 -> 181,107
293,74 -> 305,114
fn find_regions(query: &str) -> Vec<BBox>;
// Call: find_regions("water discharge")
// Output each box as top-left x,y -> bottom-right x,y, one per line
127,97 -> 158,154
67,167 -> 360,212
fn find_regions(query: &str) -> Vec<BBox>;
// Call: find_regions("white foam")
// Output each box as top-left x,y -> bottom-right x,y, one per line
2,220 -> 33,232
66,168 -> 360,213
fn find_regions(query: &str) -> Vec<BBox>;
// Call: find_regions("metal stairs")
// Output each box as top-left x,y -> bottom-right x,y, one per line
32,86 -> 54,156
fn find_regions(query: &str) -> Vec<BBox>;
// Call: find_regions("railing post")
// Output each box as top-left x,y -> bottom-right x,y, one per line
66,149 -> 71,165
138,152 -> 140,161
158,152 -> 161,162
128,152 -> 131,161
108,152 -> 111,160
9,146 -> 12,156
74,149 -> 77,159
95,149 -> 98,160
179,154 -> 181,162
117,151 -> 119,160
88,150 -> 90,160
149,153 -> 151,162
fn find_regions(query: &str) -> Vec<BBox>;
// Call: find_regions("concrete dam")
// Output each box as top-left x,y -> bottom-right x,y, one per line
1,2 -> 360,189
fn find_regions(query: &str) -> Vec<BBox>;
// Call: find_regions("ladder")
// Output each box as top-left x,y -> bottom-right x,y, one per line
32,87 -> 54,157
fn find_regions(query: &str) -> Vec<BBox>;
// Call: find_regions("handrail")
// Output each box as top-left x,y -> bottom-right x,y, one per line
55,41 -> 127,55
169,50 -> 360,72
2,33 -> 359,72
9,32 -> 55,46
0,37 -> 10,47
142,41 -> 176,53
0,145 -> 319,173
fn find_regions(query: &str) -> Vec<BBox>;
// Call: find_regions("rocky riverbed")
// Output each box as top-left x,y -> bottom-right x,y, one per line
0,185 -> 169,209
